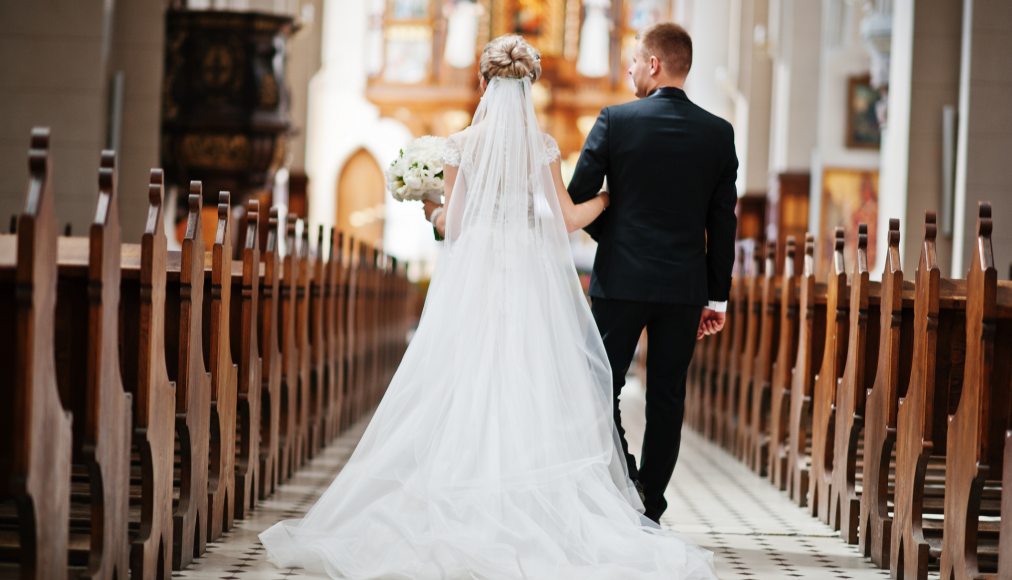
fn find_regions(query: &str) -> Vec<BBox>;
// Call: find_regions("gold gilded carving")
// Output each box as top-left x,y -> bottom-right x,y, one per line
180,134 -> 252,171
202,44 -> 236,89
260,75 -> 279,108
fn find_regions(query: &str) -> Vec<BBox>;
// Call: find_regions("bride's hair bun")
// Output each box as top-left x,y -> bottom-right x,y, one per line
480,35 -> 542,82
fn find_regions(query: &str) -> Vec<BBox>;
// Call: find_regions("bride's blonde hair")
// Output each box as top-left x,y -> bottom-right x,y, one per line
479,35 -> 542,82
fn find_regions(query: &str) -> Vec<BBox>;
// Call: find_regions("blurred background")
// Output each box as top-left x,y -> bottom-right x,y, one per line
1,0 -> 1009,291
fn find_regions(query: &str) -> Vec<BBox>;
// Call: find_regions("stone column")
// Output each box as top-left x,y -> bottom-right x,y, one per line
766,0 -> 821,268
810,0 -> 878,276
734,0 -> 773,199
677,0 -> 734,124
0,0 -> 115,233
108,0 -> 167,241
951,0 -> 1012,277
878,0 -> 962,275
287,0 -> 325,218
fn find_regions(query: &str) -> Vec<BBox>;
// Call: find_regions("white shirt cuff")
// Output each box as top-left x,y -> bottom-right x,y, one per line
707,300 -> 727,313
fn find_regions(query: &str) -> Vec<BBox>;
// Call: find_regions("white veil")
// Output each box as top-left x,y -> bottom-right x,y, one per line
443,77 -> 562,245
433,75 -> 640,503
259,75 -> 717,580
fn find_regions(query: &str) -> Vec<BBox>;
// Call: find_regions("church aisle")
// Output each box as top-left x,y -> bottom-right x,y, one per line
172,379 -> 894,580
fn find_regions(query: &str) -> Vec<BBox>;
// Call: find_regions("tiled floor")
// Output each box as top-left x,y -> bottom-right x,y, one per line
174,379 -> 895,579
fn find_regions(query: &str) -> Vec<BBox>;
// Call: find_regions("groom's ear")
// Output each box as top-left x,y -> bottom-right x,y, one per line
649,55 -> 661,76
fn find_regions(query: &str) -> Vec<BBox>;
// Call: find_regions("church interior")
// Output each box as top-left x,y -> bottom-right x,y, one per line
1,0 -> 1011,578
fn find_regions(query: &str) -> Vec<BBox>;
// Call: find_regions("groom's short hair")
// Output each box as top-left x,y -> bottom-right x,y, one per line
641,23 -> 693,77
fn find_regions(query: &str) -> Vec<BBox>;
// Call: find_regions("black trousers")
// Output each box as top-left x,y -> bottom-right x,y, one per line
591,297 -> 702,520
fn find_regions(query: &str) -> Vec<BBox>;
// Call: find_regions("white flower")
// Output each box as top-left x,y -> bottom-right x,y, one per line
386,135 -> 449,203
404,174 -> 422,190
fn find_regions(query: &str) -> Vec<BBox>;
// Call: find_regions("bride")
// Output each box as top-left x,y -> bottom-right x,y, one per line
259,35 -> 717,579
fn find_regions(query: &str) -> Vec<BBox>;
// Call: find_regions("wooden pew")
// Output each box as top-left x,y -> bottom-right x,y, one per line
854,220 -> 910,562
1002,417 -> 1012,579
940,203 -> 1009,579
326,229 -> 344,440
53,150 -> 132,578
380,254 -> 394,390
347,239 -> 364,425
827,224 -> 881,543
748,240 -> 780,475
787,234 -> 826,507
891,212 -> 967,580
204,193 -> 238,541
278,216 -> 300,481
308,226 -> 328,453
295,225 -> 313,464
724,242 -> 753,450
257,208 -> 283,500
858,219 -> 914,566
233,200 -> 262,520
118,170 -> 176,579
685,308 -> 704,432
375,252 -> 389,401
709,263 -> 738,445
768,236 -> 800,490
166,187 -> 211,568
809,228 -> 849,521
0,128 -> 73,580
339,235 -> 355,430
368,248 -> 383,408
687,327 -> 711,433
735,243 -> 763,461
359,245 -> 374,414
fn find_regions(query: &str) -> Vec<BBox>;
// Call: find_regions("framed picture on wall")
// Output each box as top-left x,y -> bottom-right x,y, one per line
845,74 -> 882,149
818,167 -> 879,275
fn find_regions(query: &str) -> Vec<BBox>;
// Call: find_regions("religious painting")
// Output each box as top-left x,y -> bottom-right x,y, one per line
383,26 -> 432,83
390,0 -> 430,20
819,168 -> 879,272
513,0 -> 545,36
496,0 -> 565,55
845,74 -> 882,149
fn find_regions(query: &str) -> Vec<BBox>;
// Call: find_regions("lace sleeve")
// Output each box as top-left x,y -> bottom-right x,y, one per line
542,134 -> 561,165
442,138 -> 462,167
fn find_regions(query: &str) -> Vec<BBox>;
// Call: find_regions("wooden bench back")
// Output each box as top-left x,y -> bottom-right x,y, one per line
769,236 -> 799,490
0,128 -> 73,580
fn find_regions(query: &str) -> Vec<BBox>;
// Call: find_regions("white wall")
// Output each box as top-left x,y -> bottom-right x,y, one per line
678,0 -> 735,128
952,0 -> 1012,277
879,0 -> 963,274
0,0 -> 123,236
307,0 -> 436,274
808,0 -> 879,241
768,0 -> 821,174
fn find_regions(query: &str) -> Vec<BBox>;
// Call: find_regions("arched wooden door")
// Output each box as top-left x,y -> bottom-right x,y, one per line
336,148 -> 386,248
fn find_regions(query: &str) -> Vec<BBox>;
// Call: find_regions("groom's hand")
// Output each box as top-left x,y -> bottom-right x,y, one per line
697,308 -> 726,340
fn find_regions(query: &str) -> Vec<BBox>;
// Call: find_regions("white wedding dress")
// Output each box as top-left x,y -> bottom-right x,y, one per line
259,77 -> 717,579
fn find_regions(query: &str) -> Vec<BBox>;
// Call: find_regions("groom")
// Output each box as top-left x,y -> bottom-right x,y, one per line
568,22 -> 738,523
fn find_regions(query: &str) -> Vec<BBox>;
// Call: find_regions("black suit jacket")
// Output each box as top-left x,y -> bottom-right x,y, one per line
568,86 -> 738,306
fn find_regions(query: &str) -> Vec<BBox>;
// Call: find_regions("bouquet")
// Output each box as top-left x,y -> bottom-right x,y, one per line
386,136 -> 448,240
386,135 -> 447,203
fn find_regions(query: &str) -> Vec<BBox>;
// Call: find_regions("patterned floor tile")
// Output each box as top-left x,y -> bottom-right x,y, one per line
178,378 -> 895,579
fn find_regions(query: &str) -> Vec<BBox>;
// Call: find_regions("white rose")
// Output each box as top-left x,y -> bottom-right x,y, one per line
404,174 -> 422,190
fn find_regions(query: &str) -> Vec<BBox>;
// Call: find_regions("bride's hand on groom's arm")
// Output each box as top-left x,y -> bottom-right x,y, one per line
597,191 -> 610,209
696,308 -> 726,340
